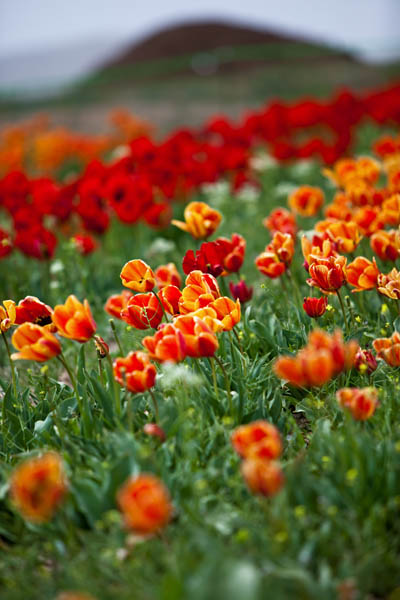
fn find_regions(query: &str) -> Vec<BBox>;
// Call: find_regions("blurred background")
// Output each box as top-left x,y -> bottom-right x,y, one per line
1,0 -> 400,133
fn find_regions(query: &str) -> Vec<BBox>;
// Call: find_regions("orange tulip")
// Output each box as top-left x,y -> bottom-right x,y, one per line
268,232 -> 295,265
11,323 -> 61,362
324,193 -> 353,221
10,452 -> 67,523
104,290 -> 133,319
117,473 -> 172,534
377,268 -> 400,299
172,201 -> 222,239
263,207 -> 297,237
0,299 -> 16,332
113,351 -> 156,393
52,295 -> 96,342
217,233 -> 246,274
301,235 -> 337,267
324,157 -> 380,188
323,220 -> 362,253
120,293 -> 163,330
178,270 -> 220,314
158,285 -> 182,315
173,315 -> 219,358
303,296 -> 328,318
142,323 -> 187,363
209,296 -> 241,331
347,256 -> 380,292
255,250 -> 286,279
288,185 -> 324,216
373,332 -> 400,366
120,259 -> 156,292
155,263 -> 182,289
336,387 -> 378,420
353,206 -> 383,237
14,296 -> 53,326
381,194 -> 400,226
308,255 -> 347,293
190,307 -> 224,332
274,329 -> 358,387
370,230 -> 399,261
241,458 -> 284,497
231,420 -> 282,460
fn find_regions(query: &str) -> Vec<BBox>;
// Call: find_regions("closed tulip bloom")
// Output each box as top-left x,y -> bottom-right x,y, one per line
373,332 -> 400,367
336,387 -> 379,420
120,259 -> 156,292
155,263 -> 182,289
158,285 -> 182,315
11,323 -> 61,362
370,230 -> 399,261
308,255 -> 347,292
255,250 -> 286,279
209,296 -> 241,331
288,185 -> 324,216
323,220 -> 362,253
377,268 -> 400,299
231,420 -> 282,460
229,280 -> 253,304
217,233 -> 246,273
117,474 -> 172,534
14,296 -> 53,326
178,270 -> 220,314
173,315 -> 219,358
263,207 -> 297,237
10,452 -> 67,523
52,295 -> 96,342
120,293 -> 163,330
241,459 -> 284,497
143,423 -> 166,442
104,290 -> 133,319
303,296 -> 328,318
347,256 -> 380,292
0,299 -> 16,332
113,351 -> 156,393
142,323 -> 187,363
172,201 -> 222,239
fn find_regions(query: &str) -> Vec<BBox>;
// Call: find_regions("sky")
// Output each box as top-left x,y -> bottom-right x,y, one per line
0,0 -> 399,92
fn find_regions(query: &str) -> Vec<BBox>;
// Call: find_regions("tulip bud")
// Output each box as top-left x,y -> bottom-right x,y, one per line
303,296 -> 328,318
354,348 -> 377,374
94,335 -> 109,359
229,280 -> 253,304
143,423 -> 166,442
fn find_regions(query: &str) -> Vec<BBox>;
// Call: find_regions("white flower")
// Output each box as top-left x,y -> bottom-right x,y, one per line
158,362 -> 203,391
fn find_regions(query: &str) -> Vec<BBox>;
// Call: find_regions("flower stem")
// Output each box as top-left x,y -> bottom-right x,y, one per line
208,357 -> 219,401
109,319 -> 124,355
336,289 -> 349,335
149,388 -> 159,421
2,331 -> 16,397
151,290 -> 169,323
213,355 -> 232,416
57,352 -> 81,413
106,353 -> 121,417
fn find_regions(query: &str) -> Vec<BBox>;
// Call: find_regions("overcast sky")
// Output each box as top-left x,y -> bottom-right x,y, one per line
0,0 -> 399,92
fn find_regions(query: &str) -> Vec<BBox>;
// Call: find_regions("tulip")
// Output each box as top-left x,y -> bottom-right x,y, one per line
268,232 -> 295,265
0,300 -> 16,332
336,387 -> 379,420
113,351 -> 156,393
209,296 -> 241,331
155,263 -> 181,289
303,296 -> 328,318
143,423 -> 166,442
288,185 -> 324,216
241,459 -> 284,497
370,230 -> 399,261
173,315 -> 219,358
354,348 -> 377,373
229,280 -> 253,304
14,296 -> 53,326
178,270 -> 220,314
11,323 -> 61,362
308,256 -> 347,293
117,473 -> 172,534
231,420 -> 282,460
10,452 -> 67,523
172,201 -> 222,239
120,259 -> 156,292
323,220 -> 362,254
52,295 -> 96,342
373,332 -> 400,367
104,290 -> 133,320
263,207 -> 297,237
377,268 -> 400,299
347,257 -> 379,292
255,251 -> 286,279
142,323 -> 187,363
158,285 -> 182,316
120,293 -> 163,330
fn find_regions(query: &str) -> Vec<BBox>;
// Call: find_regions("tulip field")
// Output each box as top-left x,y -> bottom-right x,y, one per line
2,81 -> 400,599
